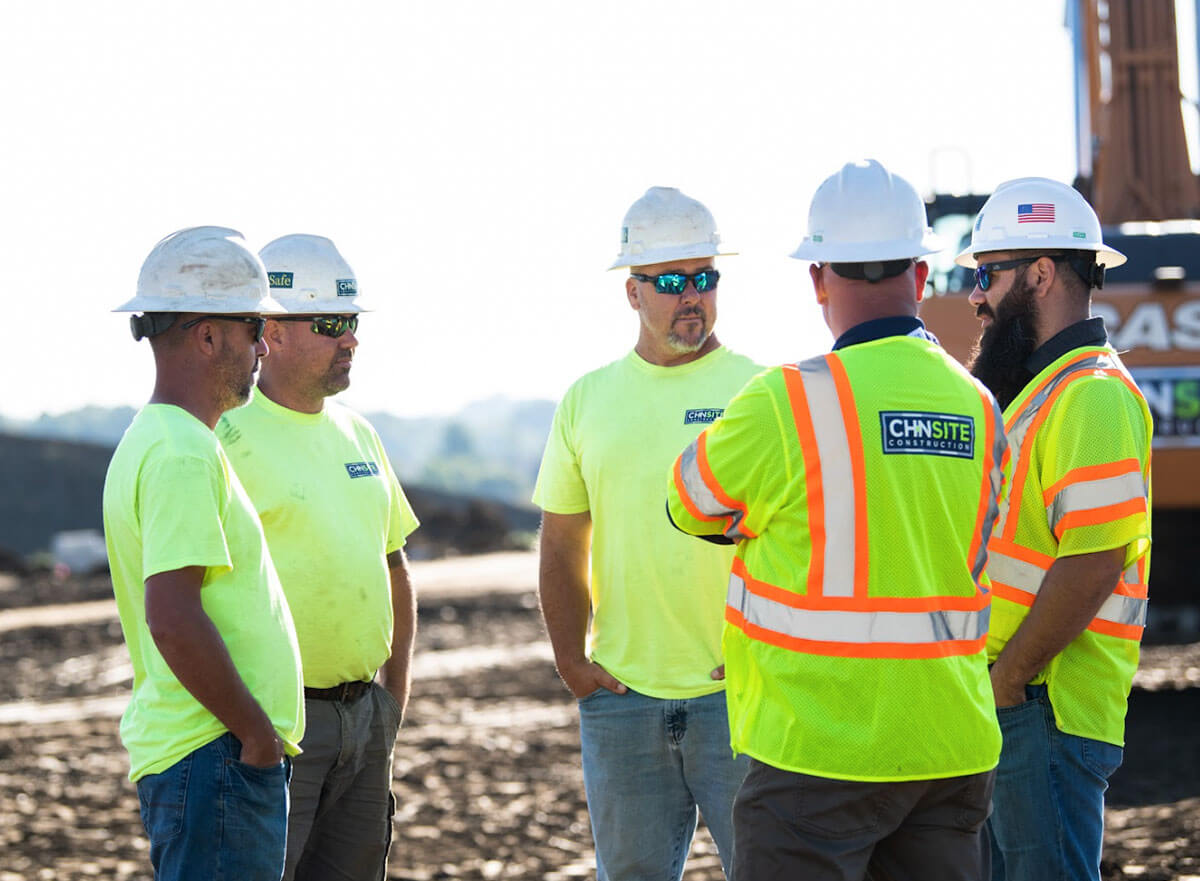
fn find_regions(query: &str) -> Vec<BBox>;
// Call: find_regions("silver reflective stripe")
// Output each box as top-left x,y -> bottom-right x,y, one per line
973,396 -> 1008,582
994,353 -> 1108,537
729,571 -> 989,645
677,438 -> 752,541
986,549 -> 1046,595
795,358 -> 857,598
988,546 -> 1147,628
1046,471 -> 1146,534
1097,592 -> 1148,628
1123,561 -> 1142,586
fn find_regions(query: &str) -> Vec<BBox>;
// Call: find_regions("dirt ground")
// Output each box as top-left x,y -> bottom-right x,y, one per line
0,558 -> 1196,880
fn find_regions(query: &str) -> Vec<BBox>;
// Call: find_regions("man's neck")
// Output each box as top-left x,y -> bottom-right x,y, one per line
634,333 -> 721,367
257,374 -> 324,414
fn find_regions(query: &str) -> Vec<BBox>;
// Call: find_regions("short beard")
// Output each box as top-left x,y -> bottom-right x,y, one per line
968,270 -> 1039,410
666,308 -> 709,353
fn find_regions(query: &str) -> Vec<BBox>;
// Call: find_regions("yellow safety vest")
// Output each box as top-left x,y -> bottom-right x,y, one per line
986,346 -> 1152,746
668,335 -> 1005,781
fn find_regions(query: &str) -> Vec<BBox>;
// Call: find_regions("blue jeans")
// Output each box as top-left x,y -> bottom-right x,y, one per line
987,684 -> 1123,881
136,732 -> 291,881
578,688 -> 749,881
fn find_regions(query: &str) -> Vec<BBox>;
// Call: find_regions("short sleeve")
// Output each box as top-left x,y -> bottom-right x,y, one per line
383,454 -> 420,553
138,452 -> 233,581
668,373 -> 790,541
1040,377 -> 1151,567
531,392 -> 590,514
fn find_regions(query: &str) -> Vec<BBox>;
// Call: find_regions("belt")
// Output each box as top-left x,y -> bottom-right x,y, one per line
304,680 -> 373,703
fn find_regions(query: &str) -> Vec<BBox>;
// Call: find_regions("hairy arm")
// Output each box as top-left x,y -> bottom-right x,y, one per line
538,511 -> 626,699
380,548 -> 416,717
144,567 -> 283,766
989,546 -> 1126,706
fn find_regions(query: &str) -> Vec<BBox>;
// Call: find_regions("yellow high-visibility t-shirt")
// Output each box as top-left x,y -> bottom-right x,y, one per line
217,390 -> 419,688
533,346 -> 763,699
102,404 -> 305,781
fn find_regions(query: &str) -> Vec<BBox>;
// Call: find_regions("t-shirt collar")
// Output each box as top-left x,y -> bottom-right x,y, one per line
832,316 -> 930,351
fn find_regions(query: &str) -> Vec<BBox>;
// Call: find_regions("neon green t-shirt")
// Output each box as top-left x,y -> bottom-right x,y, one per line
532,346 -> 763,699
217,390 -> 419,688
102,404 -> 305,782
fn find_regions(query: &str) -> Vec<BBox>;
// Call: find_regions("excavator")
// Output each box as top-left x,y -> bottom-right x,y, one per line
919,0 -> 1200,615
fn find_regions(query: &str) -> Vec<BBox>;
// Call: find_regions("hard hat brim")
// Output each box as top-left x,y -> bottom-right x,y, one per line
954,241 -> 1128,269
112,293 -> 287,314
789,231 -> 944,263
608,245 -> 737,271
266,296 -> 372,314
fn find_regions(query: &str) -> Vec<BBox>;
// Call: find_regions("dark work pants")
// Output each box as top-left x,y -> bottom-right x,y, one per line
733,758 -> 995,881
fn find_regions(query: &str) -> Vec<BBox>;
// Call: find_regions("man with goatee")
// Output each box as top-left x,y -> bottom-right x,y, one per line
956,178 -> 1153,881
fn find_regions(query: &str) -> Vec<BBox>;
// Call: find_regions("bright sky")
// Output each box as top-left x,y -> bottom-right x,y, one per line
0,1 -> 1091,420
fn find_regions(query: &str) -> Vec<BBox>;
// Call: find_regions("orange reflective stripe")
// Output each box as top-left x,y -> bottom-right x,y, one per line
695,432 -> 758,539
990,581 -> 1035,607
1088,618 -> 1144,640
988,536 -> 1055,568
782,365 -> 826,597
1053,496 -> 1147,539
827,354 -> 869,599
969,385 -> 1004,584
672,454 -> 722,524
1042,458 -> 1142,507
1003,350 -> 1102,434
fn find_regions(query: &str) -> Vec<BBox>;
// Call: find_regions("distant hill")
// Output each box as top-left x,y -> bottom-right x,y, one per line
0,431 -> 540,560
1,396 -> 556,508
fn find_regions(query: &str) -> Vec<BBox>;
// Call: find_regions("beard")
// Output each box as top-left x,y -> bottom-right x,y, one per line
968,271 -> 1039,410
666,307 -> 709,353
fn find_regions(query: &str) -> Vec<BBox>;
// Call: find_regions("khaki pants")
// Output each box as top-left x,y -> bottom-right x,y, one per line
284,682 -> 404,881
733,758 -> 995,881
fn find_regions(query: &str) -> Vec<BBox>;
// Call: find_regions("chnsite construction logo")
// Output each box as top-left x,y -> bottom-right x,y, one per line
878,411 -> 975,459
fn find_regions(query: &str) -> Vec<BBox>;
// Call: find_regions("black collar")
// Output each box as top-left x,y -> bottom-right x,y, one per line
832,316 -> 926,351
1025,317 -> 1108,376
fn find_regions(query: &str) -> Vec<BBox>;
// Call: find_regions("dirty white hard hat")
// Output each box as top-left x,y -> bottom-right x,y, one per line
115,226 -> 282,314
790,159 -> 943,264
258,234 -> 370,313
608,186 -> 736,270
954,177 -> 1126,269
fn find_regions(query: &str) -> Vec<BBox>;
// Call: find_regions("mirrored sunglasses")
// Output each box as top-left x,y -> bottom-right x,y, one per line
630,269 -> 720,295
275,315 -> 359,338
974,258 -> 1040,291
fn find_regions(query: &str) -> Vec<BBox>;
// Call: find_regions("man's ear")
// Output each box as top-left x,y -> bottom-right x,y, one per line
1031,256 -> 1058,299
626,276 -> 641,310
809,263 -> 828,305
914,260 -> 930,303
264,319 -> 286,348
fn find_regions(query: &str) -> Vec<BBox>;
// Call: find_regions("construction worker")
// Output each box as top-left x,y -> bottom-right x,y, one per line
103,226 -> 305,881
957,178 -> 1153,881
533,186 -> 761,879
216,234 -> 419,881
667,160 -> 1007,881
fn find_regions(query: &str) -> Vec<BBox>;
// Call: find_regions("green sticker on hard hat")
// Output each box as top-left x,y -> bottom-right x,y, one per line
621,227 -> 629,244
813,234 -> 823,242
1073,231 -> 1087,239
336,278 -> 357,297
268,272 -> 294,288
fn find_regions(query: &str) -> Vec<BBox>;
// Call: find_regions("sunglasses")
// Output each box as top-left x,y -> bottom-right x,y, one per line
630,269 -> 720,295
974,257 -> 1042,291
274,315 -> 359,338
180,315 -> 267,342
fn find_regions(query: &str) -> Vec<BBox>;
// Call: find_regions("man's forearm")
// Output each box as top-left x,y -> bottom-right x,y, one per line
990,546 -> 1126,704
145,570 -> 279,759
382,550 -> 416,715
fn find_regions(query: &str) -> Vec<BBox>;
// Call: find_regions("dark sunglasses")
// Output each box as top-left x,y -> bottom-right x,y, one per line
274,315 -> 359,338
630,269 -> 720,295
180,315 -> 267,342
974,258 -> 1042,291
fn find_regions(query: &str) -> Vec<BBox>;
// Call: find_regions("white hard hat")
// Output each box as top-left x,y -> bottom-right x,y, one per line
258,234 -> 370,313
790,160 -> 943,264
954,177 -> 1126,269
116,226 -> 282,314
608,186 -> 735,270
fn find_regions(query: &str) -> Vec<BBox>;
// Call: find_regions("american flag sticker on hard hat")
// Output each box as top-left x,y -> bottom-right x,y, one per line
1017,203 -> 1055,223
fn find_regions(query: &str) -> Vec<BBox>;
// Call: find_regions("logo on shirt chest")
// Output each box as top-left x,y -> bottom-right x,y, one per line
684,407 -> 725,425
879,412 -> 975,459
345,461 -> 380,479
